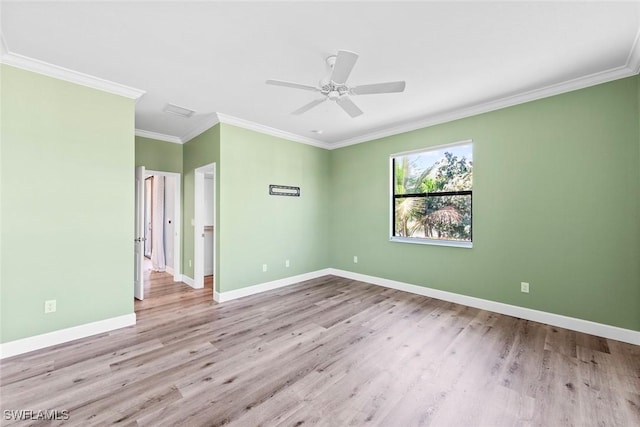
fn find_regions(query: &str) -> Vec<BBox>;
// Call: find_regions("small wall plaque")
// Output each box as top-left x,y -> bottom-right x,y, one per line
269,185 -> 300,197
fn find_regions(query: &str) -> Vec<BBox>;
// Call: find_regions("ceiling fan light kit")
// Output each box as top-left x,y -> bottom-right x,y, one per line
266,50 -> 406,118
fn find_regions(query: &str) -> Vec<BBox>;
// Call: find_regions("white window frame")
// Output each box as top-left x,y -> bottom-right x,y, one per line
389,139 -> 473,249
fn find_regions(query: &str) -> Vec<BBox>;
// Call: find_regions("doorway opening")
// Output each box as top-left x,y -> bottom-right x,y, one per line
134,167 -> 182,301
143,172 -> 179,275
194,163 -> 216,293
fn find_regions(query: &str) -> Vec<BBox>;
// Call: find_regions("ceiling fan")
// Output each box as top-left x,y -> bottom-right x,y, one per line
266,50 -> 406,118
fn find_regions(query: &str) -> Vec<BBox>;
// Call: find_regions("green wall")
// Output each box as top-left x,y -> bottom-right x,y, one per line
218,125 -> 330,292
135,136 -> 182,173
135,76 -> 639,332
329,75 -> 640,331
182,125 -> 221,281
144,123 -> 331,293
7,61 -> 634,347
1,65 -> 135,343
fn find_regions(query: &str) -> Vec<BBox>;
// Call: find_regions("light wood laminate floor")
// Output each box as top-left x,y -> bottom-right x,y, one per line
1,274 -> 639,426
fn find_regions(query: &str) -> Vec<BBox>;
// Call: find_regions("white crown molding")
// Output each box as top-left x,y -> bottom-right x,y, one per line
330,63 -> 640,149
328,269 -> 640,346
147,51 -> 640,150
0,32 -> 9,56
5,29 -> 637,151
180,114 -> 220,143
627,27 -> 640,74
0,51 -> 146,100
135,129 -> 183,144
216,113 -> 330,149
0,313 -> 136,359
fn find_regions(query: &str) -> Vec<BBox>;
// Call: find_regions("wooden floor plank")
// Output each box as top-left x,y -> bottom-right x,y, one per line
1,272 -> 638,426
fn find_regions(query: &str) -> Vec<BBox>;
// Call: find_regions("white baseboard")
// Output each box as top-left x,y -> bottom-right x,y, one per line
165,266 -> 174,275
6,270 -> 635,359
328,269 -> 640,346
182,275 -> 196,288
214,268 -> 332,303
181,274 -> 203,289
0,313 -> 136,360
173,273 -> 182,283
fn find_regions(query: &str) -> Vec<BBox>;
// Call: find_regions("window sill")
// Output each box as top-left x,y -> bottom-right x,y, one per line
390,236 -> 472,249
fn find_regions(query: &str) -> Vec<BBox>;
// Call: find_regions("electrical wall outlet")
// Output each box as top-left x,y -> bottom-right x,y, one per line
353,256 -> 358,264
263,264 -> 268,272
189,260 -> 192,267
285,259 -> 290,268
44,300 -> 56,314
521,282 -> 530,293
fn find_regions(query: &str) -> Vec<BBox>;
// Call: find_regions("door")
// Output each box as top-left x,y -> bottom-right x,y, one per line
134,165 -> 145,300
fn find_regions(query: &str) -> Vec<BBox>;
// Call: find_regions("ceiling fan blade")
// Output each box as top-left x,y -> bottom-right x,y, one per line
330,50 -> 359,85
336,97 -> 363,118
292,98 -> 326,115
351,81 -> 406,95
266,79 -> 319,92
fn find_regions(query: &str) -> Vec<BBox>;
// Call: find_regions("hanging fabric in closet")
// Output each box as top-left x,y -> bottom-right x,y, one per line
151,175 -> 166,272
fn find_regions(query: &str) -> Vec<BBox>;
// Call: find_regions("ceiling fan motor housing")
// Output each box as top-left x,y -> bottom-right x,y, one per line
322,84 -> 350,100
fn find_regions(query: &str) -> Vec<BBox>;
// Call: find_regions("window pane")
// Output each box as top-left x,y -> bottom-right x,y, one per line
392,142 -> 473,244
395,195 -> 471,241
394,144 -> 473,194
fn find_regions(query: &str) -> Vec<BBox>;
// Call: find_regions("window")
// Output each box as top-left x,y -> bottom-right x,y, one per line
391,141 -> 473,247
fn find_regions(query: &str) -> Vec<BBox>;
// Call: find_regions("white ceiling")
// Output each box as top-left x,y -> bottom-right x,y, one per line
2,1 -> 640,147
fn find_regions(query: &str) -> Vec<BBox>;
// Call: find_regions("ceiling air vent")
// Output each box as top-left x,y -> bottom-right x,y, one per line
162,103 -> 195,118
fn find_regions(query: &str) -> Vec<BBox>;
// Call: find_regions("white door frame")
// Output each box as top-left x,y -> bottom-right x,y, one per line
194,163 -> 216,289
145,169 -> 182,282
134,166 -> 145,300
